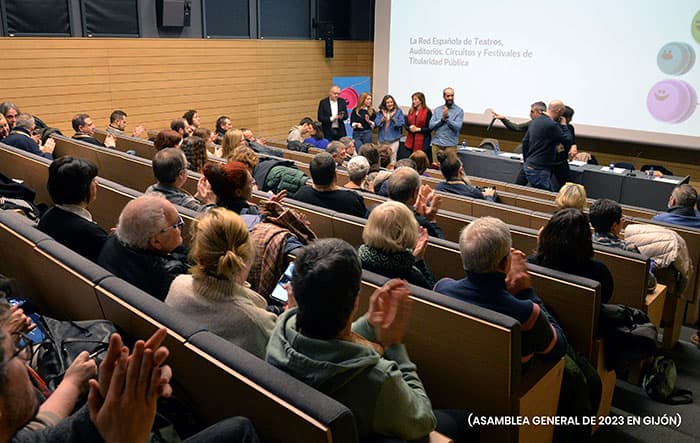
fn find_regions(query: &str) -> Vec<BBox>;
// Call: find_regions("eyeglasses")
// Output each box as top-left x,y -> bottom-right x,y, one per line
0,332 -> 34,367
159,215 -> 184,233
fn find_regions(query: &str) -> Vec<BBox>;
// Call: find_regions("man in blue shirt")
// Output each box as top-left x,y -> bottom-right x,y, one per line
429,88 -> 463,164
651,184 -> 700,229
2,113 -> 54,159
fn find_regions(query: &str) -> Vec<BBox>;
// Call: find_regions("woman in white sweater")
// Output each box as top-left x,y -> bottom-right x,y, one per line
165,207 -> 277,358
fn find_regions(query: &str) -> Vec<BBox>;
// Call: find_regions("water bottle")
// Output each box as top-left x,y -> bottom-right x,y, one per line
493,140 -> 500,156
609,161 -> 615,172
648,166 -> 654,179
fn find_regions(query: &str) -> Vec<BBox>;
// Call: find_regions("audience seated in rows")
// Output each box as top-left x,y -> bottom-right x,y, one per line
146,148 -> 215,213
153,130 -> 182,151
434,217 -> 568,365
435,150 -> 496,201
71,114 -> 115,148
344,155 -> 371,192
107,109 -> 145,138
651,184 -> 700,229
230,146 -> 308,195
38,157 -> 108,262
97,194 -> 188,301
291,152 -> 367,218
387,167 -> 444,239
359,201 -> 436,289
241,128 -> 282,157
265,239 -> 440,440
0,300 -> 260,442
2,113 -> 54,159
529,208 -> 614,306
166,208 -> 277,359
554,182 -> 587,210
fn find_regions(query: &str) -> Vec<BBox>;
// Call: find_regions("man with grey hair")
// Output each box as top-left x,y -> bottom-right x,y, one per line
387,167 -> 444,239
97,194 -> 188,300
325,140 -> 346,168
339,136 -> 356,160
2,112 -> 55,159
434,216 -> 567,365
344,155 -> 370,191
0,102 -> 20,129
146,148 -> 215,212
651,184 -> 700,229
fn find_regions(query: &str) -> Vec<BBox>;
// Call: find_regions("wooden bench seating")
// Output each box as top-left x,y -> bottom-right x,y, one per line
0,209 -> 361,443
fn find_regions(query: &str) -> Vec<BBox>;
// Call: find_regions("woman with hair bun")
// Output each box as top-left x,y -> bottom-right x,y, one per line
165,207 -> 277,358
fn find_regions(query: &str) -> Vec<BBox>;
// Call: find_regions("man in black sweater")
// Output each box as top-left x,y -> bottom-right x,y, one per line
521,100 -> 573,191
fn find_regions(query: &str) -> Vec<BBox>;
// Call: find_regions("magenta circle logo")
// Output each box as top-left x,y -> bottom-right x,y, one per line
339,87 -> 359,110
647,79 -> 697,123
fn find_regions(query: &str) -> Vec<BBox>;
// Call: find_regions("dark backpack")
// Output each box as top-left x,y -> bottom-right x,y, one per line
642,356 -> 692,404
286,140 -> 312,153
599,304 -> 658,373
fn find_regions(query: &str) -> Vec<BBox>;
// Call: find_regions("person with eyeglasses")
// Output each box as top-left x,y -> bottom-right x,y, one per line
146,148 -> 215,213
97,194 -> 189,301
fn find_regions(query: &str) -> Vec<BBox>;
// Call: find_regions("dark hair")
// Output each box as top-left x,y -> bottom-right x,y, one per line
154,130 -> 182,151
589,199 -> 622,233
110,110 -> 127,124
531,101 -> 546,113
359,143 -> 379,170
309,152 -> 336,186
47,156 -> 98,205
71,113 -> 90,132
534,208 -> 593,272
562,105 -> 575,121
170,118 -> 187,133
310,121 -> 325,140
183,110 -> 198,126
298,117 -> 314,126
152,148 -> 186,185
378,144 -> 392,168
378,94 -> 396,112
203,161 -> 249,200
439,151 -> 462,180
293,239 -> 362,339
180,136 -> 207,173
215,116 -> 230,133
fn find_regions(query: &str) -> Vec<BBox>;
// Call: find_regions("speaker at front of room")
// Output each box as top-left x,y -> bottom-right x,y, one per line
156,0 -> 192,27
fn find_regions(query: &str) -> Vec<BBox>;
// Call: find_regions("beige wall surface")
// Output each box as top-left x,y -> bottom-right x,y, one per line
1,38 -> 373,140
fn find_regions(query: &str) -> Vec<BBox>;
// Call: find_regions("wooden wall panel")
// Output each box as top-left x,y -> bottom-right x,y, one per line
0,38 -> 373,140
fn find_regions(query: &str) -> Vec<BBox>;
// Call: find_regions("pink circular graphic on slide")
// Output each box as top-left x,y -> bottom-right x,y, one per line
339,87 -> 359,109
646,79 -> 697,123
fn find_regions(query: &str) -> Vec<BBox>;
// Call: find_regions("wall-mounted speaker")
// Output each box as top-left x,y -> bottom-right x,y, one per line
156,0 -> 192,27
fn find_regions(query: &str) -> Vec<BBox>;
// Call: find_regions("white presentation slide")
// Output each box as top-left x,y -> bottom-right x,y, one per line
375,0 -> 700,149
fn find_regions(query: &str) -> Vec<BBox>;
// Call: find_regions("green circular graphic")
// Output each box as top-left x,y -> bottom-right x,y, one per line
692,10 -> 700,44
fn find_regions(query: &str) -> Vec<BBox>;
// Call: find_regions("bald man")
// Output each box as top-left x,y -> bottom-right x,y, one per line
520,100 -> 573,191
317,85 -> 348,141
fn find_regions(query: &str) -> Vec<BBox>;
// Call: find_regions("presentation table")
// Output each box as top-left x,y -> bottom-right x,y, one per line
457,148 -> 689,211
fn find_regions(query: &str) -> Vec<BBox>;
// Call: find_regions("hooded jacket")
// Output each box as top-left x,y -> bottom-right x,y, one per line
265,309 -> 436,440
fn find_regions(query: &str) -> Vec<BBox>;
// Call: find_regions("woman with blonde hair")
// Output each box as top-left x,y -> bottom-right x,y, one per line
219,128 -> 246,159
351,92 -> 376,147
554,182 -> 587,210
358,201 -> 435,289
165,208 -> 277,358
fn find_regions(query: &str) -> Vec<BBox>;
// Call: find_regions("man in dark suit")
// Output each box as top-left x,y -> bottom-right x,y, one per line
317,85 -> 347,141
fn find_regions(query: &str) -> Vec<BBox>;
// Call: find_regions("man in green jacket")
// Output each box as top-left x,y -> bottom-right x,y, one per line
265,238 -> 437,440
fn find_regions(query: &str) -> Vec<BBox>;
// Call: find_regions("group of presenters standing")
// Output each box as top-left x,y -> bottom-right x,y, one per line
317,85 -> 464,166
318,85 -> 576,192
